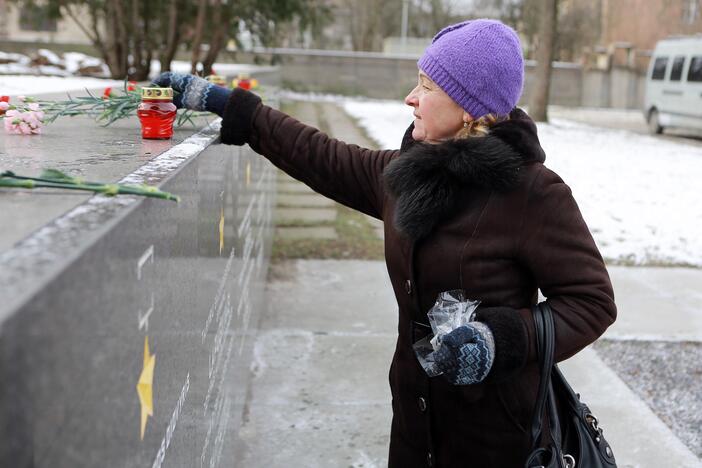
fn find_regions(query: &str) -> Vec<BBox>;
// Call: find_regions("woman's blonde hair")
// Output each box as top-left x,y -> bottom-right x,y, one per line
455,113 -> 508,139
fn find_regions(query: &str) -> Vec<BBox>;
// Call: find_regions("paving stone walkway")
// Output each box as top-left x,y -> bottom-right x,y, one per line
240,260 -> 702,468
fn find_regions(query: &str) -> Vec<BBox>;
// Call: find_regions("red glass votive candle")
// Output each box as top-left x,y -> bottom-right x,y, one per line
0,96 -> 9,116
238,78 -> 252,90
232,73 -> 254,90
137,87 -> 176,140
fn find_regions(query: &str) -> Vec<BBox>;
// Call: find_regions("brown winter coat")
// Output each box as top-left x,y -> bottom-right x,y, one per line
221,89 -> 617,468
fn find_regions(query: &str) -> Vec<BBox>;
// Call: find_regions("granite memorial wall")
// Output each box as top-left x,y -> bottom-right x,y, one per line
0,100 -> 276,467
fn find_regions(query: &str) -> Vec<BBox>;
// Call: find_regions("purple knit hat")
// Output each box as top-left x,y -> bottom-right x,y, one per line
418,19 -> 524,118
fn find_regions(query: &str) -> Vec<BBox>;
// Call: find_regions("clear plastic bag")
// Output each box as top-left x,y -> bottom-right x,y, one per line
412,289 -> 481,377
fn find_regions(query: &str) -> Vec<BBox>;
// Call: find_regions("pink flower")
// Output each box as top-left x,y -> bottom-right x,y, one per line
24,113 -> 40,128
17,95 -> 26,102
4,117 -> 23,134
28,102 -> 40,111
4,108 -> 44,135
0,101 -> 8,112
3,117 -> 13,133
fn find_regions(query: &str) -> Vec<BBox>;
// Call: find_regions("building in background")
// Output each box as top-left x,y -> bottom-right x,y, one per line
566,0 -> 702,72
0,0 -> 91,46
600,0 -> 701,51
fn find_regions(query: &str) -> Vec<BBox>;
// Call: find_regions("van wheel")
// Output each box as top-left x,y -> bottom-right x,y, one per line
648,110 -> 663,134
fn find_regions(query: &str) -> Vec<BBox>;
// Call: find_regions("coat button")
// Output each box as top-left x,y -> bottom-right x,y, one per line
427,452 -> 433,467
418,397 -> 427,412
405,279 -> 412,295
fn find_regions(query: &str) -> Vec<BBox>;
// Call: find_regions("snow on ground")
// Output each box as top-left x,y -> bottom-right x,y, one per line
340,98 -> 702,267
0,50 -> 110,77
62,52 -> 106,74
0,75 -> 123,96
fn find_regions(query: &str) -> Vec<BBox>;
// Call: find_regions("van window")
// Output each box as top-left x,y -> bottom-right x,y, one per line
688,56 -> 702,82
670,56 -> 685,81
651,57 -> 668,80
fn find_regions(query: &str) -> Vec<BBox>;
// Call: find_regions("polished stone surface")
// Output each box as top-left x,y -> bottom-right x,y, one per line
0,88 -> 277,467
0,90 -> 217,254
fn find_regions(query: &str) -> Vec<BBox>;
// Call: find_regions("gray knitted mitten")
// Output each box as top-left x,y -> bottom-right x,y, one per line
431,322 -> 496,385
152,72 -> 231,116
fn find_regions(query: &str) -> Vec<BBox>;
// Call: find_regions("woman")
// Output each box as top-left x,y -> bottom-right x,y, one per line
156,18 -> 616,468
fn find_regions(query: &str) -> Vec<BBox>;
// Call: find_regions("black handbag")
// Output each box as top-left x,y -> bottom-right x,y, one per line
525,303 -> 618,468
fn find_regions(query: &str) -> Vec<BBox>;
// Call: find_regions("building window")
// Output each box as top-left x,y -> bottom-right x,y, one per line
688,56 -> 702,82
651,57 -> 668,80
19,5 -> 57,32
683,0 -> 700,24
670,56 -> 686,81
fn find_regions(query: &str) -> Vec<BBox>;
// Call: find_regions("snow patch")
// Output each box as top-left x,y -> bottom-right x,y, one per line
339,98 -> 702,267
0,75 -> 123,96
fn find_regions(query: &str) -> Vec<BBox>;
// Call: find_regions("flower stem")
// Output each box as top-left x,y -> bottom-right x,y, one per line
0,171 -> 179,202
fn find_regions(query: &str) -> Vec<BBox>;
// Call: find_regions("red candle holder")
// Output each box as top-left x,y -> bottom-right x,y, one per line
0,96 -> 9,116
231,73 -> 259,90
137,87 -> 176,140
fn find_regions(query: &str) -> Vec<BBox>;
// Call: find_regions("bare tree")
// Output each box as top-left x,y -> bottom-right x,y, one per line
158,0 -> 181,73
37,0 -> 173,80
27,0 -> 331,78
529,0 -> 558,122
345,0 -> 384,51
190,0 -> 209,74
201,0 -> 231,75
555,0 -> 599,62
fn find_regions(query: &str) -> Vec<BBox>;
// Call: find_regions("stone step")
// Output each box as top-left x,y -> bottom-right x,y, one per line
275,208 -> 336,224
276,172 -> 299,183
363,214 -> 384,240
277,194 -> 335,208
277,182 -> 317,195
318,102 -> 379,149
275,226 -> 338,240
288,100 -> 323,129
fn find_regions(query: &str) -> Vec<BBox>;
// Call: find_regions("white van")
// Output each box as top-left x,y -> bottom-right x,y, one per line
644,36 -> 702,134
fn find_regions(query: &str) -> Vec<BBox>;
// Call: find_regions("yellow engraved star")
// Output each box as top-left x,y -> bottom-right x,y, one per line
136,335 -> 156,440
219,206 -> 225,255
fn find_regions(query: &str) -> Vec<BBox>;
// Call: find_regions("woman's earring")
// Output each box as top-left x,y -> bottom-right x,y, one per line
463,121 -> 468,128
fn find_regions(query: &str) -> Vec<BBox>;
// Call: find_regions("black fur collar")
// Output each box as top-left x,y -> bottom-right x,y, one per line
383,108 -> 546,241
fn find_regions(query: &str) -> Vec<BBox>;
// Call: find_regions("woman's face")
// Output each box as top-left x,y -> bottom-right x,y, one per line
405,71 -> 469,143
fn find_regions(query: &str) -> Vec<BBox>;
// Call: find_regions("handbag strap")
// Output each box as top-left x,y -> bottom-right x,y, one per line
530,302 -> 559,449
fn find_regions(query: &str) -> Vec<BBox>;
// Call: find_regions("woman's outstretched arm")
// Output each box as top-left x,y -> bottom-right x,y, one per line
152,72 -> 398,219
221,88 -> 399,220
